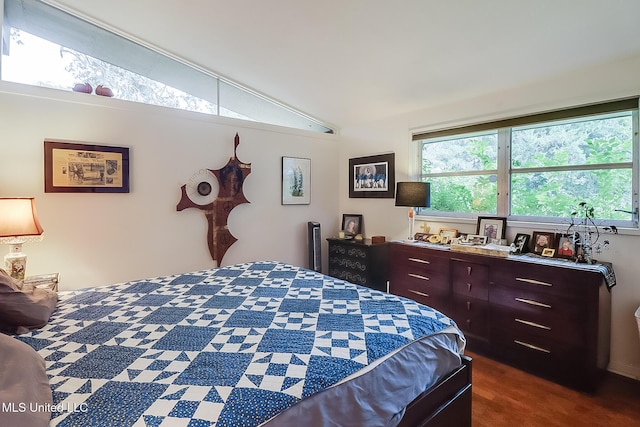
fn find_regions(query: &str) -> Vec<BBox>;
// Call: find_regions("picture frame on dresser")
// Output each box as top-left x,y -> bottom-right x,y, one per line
513,233 -> 530,254
348,153 -> 395,198
342,214 -> 363,237
555,233 -> 575,259
476,216 -> 506,239
531,231 -> 555,254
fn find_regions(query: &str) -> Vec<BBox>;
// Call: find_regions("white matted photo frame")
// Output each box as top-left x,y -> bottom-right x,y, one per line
476,216 -> 507,240
282,157 -> 311,205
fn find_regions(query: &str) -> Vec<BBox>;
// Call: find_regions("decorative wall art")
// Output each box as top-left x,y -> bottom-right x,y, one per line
44,140 -> 130,193
281,157 -> 311,205
348,153 -> 395,198
177,133 -> 251,266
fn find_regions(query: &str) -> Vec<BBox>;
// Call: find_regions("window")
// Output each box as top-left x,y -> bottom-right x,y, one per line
414,99 -> 639,227
1,0 -> 333,134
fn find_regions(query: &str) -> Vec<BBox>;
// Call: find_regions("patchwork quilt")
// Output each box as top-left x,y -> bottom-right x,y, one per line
17,262 -> 459,427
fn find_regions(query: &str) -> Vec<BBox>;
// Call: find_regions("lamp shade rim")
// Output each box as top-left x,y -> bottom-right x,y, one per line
395,182 -> 430,208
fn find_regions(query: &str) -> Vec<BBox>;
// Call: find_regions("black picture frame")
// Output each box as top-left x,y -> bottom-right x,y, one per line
341,214 -> 363,237
476,216 -> 507,239
513,233 -> 530,254
349,153 -> 395,198
44,140 -> 130,193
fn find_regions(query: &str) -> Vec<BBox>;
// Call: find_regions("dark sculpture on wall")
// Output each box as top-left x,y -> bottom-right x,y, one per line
177,133 -> 251,265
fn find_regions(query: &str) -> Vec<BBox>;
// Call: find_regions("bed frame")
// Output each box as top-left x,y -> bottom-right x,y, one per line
398,355 -> 472,427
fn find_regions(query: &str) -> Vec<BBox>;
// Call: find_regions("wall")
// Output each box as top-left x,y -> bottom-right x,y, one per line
339,54 -> 640,380
0,81 -> 340,289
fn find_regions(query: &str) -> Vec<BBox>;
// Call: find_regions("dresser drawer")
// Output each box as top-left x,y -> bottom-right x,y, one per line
491,324 -> 585,361
491,303 -> 586,347
451,295 -> 489,338
451,260 -> 489,300
491,261 -> 598,299
392,246 -> 450,289
490,283 -> 585,321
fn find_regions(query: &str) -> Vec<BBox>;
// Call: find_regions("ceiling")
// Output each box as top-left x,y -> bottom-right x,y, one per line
51,0 -> 640,130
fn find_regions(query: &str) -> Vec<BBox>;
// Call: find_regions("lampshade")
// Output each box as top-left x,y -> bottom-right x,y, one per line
395,182 -> 430,208
0,198 -> 44,240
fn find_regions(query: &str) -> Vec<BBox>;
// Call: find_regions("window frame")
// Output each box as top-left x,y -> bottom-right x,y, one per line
413,99 -> 640,228
1,0 -> 335,134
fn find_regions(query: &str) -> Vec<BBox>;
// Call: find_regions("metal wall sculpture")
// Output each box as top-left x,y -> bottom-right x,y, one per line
177,133 -> 251,265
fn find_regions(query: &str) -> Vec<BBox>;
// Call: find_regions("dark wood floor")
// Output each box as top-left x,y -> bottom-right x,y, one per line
469,351 -> 640,427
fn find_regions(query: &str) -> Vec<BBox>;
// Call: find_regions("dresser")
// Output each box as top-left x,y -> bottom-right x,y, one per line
389,241 -> 612,392
327,238 -> 389,292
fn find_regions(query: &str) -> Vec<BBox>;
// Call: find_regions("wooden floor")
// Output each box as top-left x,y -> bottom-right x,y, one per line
469,351 -> 640,427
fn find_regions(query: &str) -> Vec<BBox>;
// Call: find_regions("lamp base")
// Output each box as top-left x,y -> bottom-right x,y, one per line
5,243 -> 27,282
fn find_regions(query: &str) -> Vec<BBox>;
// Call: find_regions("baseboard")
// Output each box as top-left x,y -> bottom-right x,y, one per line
608,361 -> 640,381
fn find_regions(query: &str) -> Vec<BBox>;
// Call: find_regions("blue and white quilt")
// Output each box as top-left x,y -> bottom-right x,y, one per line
18,262 -> 462,427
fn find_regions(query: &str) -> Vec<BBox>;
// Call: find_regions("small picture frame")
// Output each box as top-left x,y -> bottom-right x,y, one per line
555,234 -> 575,259
476,216 -> 507,240
512,233 -> 530,254
541,248 -> 556,258
342,214 -> 363,237
531,231 -> 556,255
438,228 -> 458,240
465,234 -> 488,245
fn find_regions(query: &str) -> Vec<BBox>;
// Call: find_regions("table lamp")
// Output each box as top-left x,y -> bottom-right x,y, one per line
395,182 -> 430,241
0,198 -> 44,281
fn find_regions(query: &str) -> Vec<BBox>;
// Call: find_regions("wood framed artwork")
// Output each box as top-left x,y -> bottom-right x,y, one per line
531,231 -> 556,255
282,156 -> 311,205
349,153 -> 395,198
476,216 -> 507,240
44,140 -> 130,193
342,214 -> 363,237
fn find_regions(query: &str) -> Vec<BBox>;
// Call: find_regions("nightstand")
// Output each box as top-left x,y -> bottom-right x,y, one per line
24,273 -> 59,292
327,238 -> 389,291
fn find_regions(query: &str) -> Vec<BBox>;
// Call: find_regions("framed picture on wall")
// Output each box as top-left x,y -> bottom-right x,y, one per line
349,153 -> 395,198
44,140 -> 130,193
281,157 -> 311,205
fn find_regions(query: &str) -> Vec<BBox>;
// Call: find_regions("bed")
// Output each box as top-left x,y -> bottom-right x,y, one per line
3,261 -> 470,427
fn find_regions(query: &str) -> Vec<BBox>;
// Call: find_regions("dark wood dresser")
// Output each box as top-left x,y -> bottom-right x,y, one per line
389,241 -> 612,392
327,238 -> 389,292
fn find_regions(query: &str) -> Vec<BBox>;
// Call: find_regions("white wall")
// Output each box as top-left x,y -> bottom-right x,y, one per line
339,54 -> 640,380
0,81 -> 340,289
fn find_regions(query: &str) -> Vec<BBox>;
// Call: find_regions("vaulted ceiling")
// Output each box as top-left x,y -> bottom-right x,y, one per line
52,0 -> 640,130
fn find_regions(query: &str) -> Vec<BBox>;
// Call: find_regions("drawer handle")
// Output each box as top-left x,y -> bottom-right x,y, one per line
466,301 -> 471,310
408,257 -> 431,265
515,297 -> 551,309
409,289 -> 430,298
467,283 -> 472,292
515,318 -> 551,330
514,340 -> 551,354
515,277 -> 553,287
408,273 -> 430,281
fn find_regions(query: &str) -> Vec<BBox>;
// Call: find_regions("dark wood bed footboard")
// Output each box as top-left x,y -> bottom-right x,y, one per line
398,355 -> 472,427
